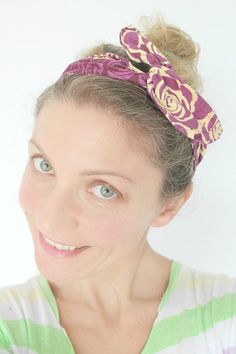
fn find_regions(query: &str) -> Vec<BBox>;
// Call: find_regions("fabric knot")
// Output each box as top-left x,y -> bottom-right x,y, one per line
119,25 -> 223,170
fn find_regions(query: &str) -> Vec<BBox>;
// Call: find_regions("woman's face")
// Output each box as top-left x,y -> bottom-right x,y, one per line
18,100 -> 164,284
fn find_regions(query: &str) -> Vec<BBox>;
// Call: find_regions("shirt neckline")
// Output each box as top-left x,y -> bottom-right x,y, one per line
36,258 -> 182,353
139,259 -> 182,353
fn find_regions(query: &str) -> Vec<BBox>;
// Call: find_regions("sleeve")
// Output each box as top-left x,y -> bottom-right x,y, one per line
216,274 -> 236,351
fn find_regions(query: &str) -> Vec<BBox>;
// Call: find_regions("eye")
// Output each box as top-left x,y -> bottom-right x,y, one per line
29,154 -> 121,201
90,183 -> 119,201
29,155 -> 53,174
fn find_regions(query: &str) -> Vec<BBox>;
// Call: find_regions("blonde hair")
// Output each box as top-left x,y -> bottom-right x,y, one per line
34,13 -> 203,204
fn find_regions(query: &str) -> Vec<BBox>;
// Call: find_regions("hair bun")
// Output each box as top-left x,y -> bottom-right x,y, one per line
139,13 -> 203,92
78,13 -> 203,93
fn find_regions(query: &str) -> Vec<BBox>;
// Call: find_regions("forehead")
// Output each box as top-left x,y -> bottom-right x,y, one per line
32,100 -> 163,183
35,100 -> 145,157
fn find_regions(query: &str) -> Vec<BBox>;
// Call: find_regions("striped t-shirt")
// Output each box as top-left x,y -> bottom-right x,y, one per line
0,259 -> 235,353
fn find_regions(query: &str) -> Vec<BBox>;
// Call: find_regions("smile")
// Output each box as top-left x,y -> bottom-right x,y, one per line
42,234 -> 78,251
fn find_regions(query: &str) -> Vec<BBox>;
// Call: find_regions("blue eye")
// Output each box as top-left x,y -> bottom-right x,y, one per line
90,184 -> 118,200
29,156 -> 53,174
29,155 -> 120,201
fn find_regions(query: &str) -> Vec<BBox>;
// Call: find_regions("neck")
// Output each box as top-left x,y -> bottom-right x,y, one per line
48,241 -> 171,320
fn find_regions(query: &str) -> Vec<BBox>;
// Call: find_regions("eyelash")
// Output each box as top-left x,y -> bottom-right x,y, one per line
28,154 -> 121,201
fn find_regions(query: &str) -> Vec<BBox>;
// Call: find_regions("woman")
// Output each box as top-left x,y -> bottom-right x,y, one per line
0,14 -> 235,354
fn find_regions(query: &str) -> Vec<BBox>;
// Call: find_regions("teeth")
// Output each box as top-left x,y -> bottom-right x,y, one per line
43,235 -> 77,251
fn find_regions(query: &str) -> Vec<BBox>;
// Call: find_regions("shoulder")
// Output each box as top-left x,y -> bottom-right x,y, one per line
0,275 -> 43,317
162,260 -> 236,312
0,277 -> 37,350
0,275 -> 80,353
175,262 -> 236,349
178,263 -> 236,303
0,275 -> 57,350
152,262 -> 236,353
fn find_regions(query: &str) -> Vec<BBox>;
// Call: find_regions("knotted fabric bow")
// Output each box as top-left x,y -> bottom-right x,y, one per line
60,25 -> 223,171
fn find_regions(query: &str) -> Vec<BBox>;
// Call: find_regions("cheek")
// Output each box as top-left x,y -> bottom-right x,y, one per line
18,168 -> 40,212
87,211 -> 136,247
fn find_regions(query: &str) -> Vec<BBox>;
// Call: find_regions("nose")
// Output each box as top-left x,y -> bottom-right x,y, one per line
36,186 -> 78,237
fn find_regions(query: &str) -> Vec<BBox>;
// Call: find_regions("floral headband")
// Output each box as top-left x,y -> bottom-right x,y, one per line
59,25 -> 223,171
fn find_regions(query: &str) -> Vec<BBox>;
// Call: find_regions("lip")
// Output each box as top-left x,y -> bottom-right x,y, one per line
39,232 -> 90,258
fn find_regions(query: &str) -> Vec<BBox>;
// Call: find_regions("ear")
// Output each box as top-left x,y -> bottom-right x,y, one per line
151,183 -> 193,228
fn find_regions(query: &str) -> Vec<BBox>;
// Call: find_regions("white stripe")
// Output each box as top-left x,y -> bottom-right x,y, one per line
7,345 -> 38,354
159,266 -> 236,320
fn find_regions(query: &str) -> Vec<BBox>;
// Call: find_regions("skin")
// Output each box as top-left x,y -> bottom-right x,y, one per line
18,99 -> 193,325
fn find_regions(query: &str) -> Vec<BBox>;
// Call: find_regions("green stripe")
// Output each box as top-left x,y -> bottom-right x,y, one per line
0,318 -> 74,354
159,260 -> 182,311
36,274 -> 60,321
142,292 -> 236,353
0,329 -> 10,351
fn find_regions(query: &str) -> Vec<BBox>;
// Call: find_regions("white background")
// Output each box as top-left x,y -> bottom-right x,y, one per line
0,0 -> 235,286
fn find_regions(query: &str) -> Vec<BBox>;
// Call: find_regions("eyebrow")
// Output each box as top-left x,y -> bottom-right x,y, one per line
28,139 -> 135,183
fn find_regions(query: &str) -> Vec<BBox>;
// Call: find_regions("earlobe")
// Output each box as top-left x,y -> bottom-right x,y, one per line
151,201 -> 181,228
151,183 -> 193,228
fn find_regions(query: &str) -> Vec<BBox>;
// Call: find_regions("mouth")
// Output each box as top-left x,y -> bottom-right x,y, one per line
38,232 -> 90,258
41,233 -> 80,250
39,232 -> 90,258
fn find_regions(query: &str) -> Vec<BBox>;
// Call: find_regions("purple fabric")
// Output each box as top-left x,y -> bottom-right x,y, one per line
59,26 -> 223,171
